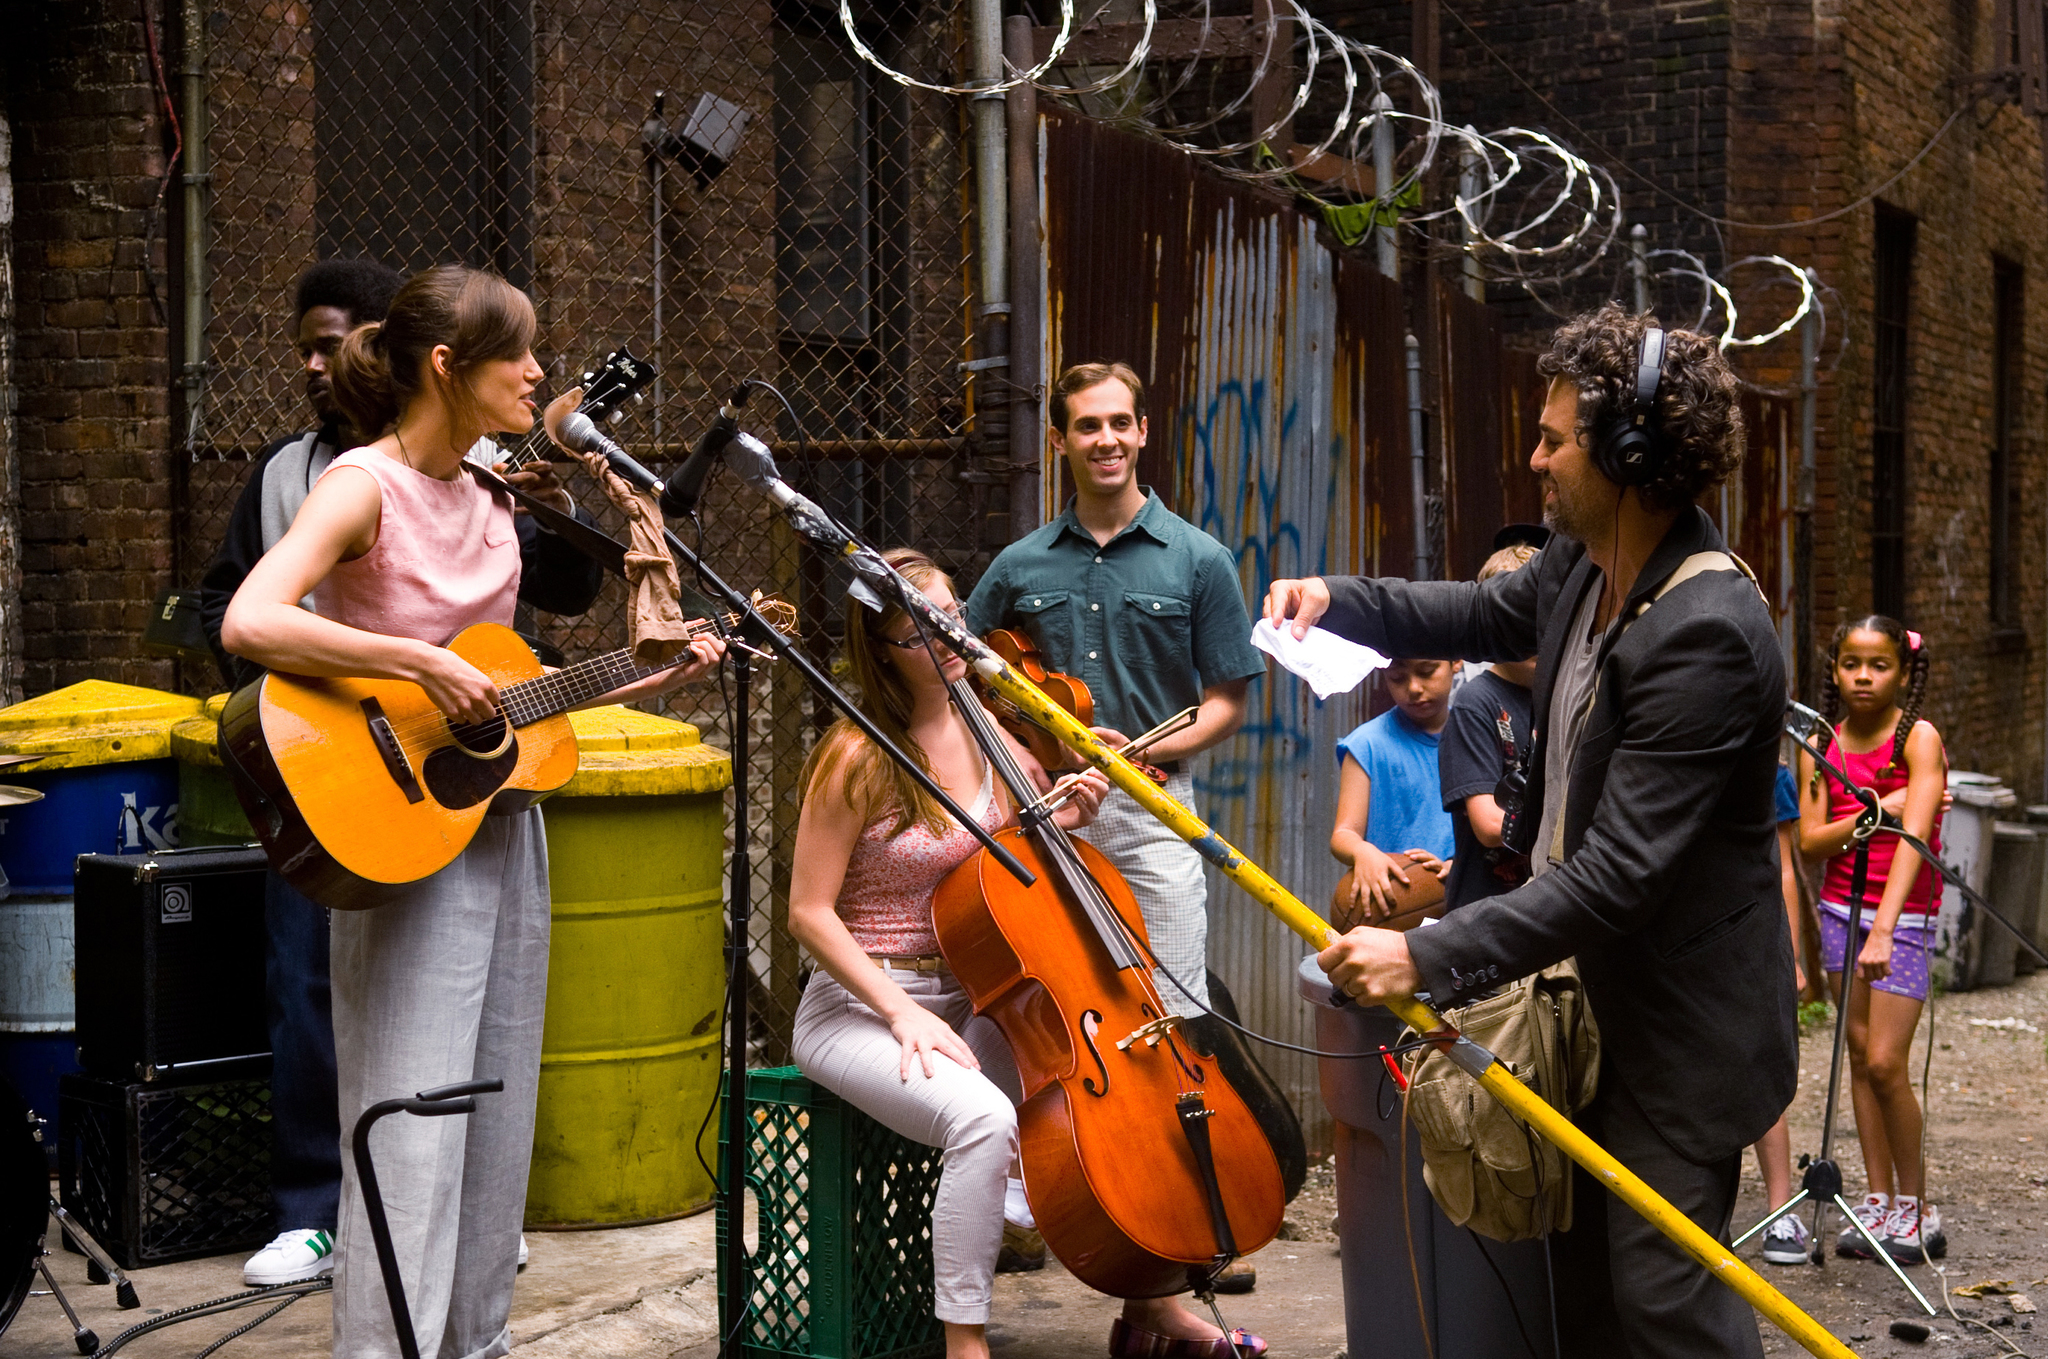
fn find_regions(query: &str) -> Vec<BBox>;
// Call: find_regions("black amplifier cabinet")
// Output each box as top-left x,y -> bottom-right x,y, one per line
73,845 -> 270,1081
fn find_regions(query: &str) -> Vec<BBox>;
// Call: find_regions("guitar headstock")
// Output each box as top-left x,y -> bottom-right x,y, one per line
501,347 -> 660,471
577,348 -> 658,423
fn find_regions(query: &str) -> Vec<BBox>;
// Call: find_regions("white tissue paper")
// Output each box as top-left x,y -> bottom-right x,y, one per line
1251,618 -> 1390,699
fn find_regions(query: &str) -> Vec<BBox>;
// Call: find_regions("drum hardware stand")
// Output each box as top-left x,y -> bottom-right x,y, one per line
11,1105 -> 138,1354
352,1079 -> 504,1359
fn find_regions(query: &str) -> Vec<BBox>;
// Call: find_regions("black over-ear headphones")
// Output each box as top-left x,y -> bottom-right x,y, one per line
1591,326 -> 1667,487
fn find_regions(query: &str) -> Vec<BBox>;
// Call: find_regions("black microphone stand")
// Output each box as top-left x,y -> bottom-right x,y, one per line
580,437 -> 1034,1359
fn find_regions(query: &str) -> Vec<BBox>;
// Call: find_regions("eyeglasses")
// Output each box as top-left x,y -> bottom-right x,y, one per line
875,609 -> 963,651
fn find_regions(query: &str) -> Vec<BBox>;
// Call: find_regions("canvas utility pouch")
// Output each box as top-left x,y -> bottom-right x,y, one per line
1399,960 -> 1600,1241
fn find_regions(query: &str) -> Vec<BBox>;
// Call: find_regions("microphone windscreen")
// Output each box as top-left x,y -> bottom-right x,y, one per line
557,411 -> 605,453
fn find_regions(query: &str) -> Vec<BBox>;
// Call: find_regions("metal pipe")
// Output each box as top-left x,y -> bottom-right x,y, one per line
1005,15 -> 1044,540
1796,272 -> 1818,701
968,0 -> 1011,493
1406,331 -> 1428,581
178,0 -> 209,450
1371,93 -> 1397,281
1458,135 -> 1483,300
1630,223 -> 1649,314
647,94 -> 666,447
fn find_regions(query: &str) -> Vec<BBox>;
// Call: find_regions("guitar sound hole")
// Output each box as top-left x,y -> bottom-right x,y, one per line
448,714 -> 512,757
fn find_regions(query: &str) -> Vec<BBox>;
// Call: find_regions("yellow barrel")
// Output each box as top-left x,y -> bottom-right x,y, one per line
527,704 -> 732,1227
169,695 -> 255,847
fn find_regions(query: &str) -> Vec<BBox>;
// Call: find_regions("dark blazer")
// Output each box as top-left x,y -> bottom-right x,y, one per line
1319,507 -> 1797,1164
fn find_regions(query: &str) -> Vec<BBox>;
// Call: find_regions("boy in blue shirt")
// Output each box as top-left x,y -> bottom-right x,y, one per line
1330,656 -> 1460,923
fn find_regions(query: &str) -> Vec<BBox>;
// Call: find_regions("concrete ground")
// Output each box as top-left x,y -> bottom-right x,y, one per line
5,967 -> 2037,1357
0,1208 -> 1341,1359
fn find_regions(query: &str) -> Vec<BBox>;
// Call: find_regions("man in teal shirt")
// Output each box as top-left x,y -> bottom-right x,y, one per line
966,362 -> 1266,1019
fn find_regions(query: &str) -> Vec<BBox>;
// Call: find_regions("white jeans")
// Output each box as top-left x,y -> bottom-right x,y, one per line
790,966 -> 1021,1324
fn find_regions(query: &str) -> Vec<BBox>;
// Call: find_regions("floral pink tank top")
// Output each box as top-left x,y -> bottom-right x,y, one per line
311,448 -> 520,643
837,763 -> 1003,955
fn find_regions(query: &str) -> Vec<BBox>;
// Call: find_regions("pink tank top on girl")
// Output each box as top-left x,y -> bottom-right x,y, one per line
836,764 -> 1003,956
311,448 -> 520,643
1820,730 -> 1945,914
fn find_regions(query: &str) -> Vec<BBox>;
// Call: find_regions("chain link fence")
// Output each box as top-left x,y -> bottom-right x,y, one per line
184,0 -> 1007,1056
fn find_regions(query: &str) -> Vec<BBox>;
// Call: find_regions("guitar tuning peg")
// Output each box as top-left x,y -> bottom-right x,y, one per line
608,408 -> 625,424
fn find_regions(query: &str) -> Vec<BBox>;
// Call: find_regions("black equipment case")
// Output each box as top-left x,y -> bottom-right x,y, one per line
73,845 -> 270,1082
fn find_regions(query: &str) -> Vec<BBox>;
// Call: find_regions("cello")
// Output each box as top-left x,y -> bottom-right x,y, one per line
931,673 -> 1285,1298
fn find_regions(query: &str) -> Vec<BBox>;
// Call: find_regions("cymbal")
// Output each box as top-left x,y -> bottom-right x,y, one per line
0,754 -> 51,770
0,786 -> 43,808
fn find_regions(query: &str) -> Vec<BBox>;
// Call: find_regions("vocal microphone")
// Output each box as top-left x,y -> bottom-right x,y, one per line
557,412 -> 664,497
660,384 -> 751,517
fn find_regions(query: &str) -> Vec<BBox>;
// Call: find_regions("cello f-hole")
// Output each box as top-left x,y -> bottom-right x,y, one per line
1080,1010 -> 1111,1096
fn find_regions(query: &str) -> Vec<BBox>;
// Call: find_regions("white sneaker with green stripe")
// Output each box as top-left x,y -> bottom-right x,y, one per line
244,1228 -> 336,1286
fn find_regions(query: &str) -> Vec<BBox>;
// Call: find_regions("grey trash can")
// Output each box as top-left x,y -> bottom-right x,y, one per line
1297,955 -> 1551,1359
1941,773 -> 2018,990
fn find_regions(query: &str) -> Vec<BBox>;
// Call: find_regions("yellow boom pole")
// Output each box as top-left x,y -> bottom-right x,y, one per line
968,653 -> 1858,1359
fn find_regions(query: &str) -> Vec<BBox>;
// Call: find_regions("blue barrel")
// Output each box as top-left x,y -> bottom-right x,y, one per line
0,761 -> 183,896
0,682 -> 206,1149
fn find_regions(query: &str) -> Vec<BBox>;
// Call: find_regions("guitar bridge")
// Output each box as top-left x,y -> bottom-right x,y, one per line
361,697 -> 426,804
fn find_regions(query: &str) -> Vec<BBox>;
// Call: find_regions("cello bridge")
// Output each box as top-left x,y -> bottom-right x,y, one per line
1116,1016 -> 1181,1052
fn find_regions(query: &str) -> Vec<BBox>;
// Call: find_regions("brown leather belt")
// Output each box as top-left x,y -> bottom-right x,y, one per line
869,953 -> 947,972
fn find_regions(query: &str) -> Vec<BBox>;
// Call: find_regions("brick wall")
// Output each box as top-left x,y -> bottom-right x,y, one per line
0,104 -> 21,705
0,1 -> 178,697
1804,0 -> 2048,793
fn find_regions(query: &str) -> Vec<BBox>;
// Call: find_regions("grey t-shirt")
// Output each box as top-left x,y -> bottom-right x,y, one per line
1531,584 -> 1607,878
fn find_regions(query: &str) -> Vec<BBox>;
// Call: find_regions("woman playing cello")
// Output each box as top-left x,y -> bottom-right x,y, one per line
788,548 -> 1268,1359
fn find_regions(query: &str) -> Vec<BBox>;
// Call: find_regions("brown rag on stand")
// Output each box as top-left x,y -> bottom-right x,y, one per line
564,446 -> 696,666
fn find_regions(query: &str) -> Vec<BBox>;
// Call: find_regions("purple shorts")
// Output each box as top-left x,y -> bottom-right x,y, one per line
1819,900 -> 1934,1003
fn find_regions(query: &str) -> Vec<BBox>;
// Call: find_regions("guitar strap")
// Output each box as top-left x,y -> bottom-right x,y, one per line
465,461 -> 628,578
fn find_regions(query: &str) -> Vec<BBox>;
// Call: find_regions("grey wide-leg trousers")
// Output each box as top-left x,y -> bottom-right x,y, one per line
329,811 -> 551,1359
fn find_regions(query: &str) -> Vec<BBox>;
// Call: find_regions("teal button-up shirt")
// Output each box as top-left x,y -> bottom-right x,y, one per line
965,491 -> 1265,741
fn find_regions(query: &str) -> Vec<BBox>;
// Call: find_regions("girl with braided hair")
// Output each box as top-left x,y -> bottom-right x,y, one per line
1796,616 -> 1946,1267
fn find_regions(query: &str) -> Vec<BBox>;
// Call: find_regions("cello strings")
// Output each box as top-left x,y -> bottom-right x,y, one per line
903,606 -> 1436,1063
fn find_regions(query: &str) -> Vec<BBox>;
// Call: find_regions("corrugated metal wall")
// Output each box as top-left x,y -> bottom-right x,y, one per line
1042,108 -> 1411,1151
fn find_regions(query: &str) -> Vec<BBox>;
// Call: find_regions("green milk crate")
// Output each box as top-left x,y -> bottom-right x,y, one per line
718,1067 -> 946,1359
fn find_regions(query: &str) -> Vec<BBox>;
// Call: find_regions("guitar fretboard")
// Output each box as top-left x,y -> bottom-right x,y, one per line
498,649 -> 667,728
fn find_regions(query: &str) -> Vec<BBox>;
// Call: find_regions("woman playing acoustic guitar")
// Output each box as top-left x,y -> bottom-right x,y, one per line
787,548 -> 1267,1359
222,265 -> 723,1358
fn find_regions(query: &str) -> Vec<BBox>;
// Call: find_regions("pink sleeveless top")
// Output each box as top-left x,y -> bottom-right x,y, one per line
837,764 -> 1003,955
1820,729 -> 1945,915
312,449 -> 520,643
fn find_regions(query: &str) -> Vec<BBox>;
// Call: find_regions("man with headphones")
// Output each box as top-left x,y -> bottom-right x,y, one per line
1266,304 -> 1798,1357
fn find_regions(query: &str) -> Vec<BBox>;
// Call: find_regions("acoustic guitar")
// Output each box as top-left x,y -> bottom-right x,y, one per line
220,602 -> 794,910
